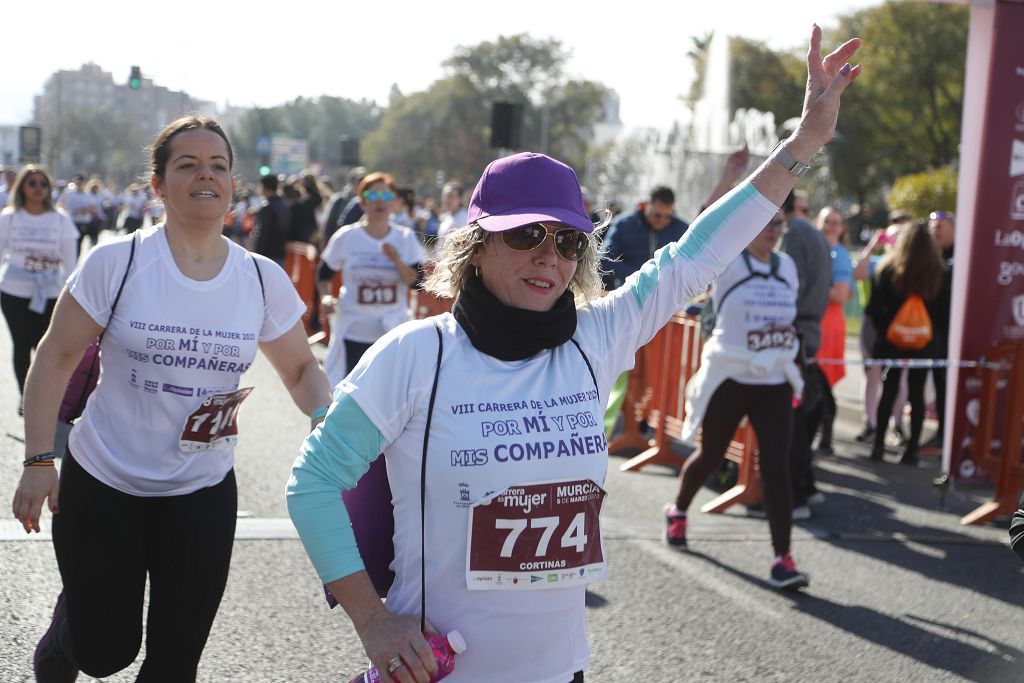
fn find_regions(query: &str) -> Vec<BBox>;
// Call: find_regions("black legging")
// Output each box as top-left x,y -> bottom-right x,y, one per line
52,454 -> 237,681
674,379 -> 795,556
874,366 -> 928,452
0,292 -> 56,395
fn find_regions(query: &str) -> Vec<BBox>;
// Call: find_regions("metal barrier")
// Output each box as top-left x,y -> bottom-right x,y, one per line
614,312 -> 761,513
961,340 -> 1024,525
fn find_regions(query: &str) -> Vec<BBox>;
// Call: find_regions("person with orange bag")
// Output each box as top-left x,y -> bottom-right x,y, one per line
865,221 -> 948,465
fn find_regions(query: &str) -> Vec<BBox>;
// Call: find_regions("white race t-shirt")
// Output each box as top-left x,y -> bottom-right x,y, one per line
319,222 -> 426,381
0,208 -> 79,299
67,226 -> 305,496
329,184 -> 780,683
708,251 -> 799,385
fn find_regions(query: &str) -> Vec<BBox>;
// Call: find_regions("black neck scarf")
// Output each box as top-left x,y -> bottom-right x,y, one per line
452,273 -> 577,361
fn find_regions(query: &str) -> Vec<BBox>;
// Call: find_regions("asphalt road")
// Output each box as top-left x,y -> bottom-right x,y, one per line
1,294 -> 1021,681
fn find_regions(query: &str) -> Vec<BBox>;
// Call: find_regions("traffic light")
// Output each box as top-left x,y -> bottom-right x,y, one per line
258,155 -> 271,177
129,66 -> 142,90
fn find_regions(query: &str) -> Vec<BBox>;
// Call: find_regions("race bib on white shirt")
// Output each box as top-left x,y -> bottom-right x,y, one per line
179,387 -> 253,452
467,478 -> 607,590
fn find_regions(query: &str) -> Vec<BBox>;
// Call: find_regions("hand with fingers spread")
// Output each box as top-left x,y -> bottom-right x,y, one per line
788,24 -> 862,160
357,609 -> 438,683
12,465 -> 59,534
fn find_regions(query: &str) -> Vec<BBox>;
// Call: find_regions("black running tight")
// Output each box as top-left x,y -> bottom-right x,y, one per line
674,380 -> 795,556
51,454 -> 237,681
0,292 -> 56,394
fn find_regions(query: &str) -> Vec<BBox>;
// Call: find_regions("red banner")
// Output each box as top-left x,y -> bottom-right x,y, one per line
947,0 -> 1024,480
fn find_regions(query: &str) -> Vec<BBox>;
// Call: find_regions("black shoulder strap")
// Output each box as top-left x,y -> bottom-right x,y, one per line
76,234 -> 137,418
718,250 -> 789,313
251,254 -> 266,304
420,319 -> 444,631
569,338 -> 600,403
105,233 -> 137,336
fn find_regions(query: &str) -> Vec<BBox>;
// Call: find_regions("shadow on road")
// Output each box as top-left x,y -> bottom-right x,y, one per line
686,550 -> 1021,682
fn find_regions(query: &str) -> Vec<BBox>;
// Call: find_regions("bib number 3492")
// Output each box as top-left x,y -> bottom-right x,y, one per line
179,387 -> 253,453
467,479 -> 607,590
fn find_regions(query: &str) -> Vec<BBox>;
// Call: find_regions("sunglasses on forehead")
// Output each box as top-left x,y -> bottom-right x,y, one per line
500,222 -> 588,262
362,189 -> 395,202
929,210 -> 954,221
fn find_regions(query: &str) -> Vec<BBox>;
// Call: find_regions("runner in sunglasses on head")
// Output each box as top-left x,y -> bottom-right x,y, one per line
288,26 -> 861,683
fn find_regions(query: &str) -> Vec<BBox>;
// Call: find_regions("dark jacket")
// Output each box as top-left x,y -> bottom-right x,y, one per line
865,265 -> 949,359
252,195 -> 289,263
781,216 -> 831,358
288,190 -> 321,244
600,207 -> 688,290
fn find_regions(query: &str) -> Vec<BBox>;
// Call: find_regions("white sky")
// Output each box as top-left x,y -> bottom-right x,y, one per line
2,0 -> 880,132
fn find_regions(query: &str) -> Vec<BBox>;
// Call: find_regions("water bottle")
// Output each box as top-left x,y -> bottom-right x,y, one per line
348,630 -> 466,682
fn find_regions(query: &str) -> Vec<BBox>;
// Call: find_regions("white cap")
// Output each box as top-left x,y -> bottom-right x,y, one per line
446,630 -> 467,654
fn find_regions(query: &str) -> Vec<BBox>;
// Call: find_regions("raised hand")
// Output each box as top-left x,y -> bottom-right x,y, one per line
790,25 -> 862,156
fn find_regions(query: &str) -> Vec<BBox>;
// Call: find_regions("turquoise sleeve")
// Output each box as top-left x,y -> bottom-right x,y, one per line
286,391 -> 386,584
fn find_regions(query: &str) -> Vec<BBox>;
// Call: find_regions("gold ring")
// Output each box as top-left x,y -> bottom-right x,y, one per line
387,656 -> 403,673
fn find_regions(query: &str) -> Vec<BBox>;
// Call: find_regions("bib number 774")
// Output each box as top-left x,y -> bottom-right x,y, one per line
467,479 -> 606,591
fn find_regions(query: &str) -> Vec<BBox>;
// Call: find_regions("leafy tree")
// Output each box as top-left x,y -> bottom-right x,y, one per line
826,1 -> 967,203
42,108 -> 144,186
226,97 -> 382,182
687,34 -> 803,124
886,165 -> 958,219
364,34 -> 607,194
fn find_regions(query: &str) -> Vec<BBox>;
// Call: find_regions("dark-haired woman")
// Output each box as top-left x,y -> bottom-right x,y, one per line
12,116 -> 333,681
0,166 -> 79,415
866,221 -> 948,465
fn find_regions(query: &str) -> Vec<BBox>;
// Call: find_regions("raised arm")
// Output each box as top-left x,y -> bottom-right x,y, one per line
751,25 -> 861,204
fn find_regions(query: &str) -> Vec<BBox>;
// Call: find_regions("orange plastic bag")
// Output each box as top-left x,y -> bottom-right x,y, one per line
886,294 -> 932,350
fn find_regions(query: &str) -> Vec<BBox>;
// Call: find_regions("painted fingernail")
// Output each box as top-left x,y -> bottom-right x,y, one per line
840,63 -> 852,77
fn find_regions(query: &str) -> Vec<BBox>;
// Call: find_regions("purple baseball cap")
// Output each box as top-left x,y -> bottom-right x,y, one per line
467,152 -> 594,233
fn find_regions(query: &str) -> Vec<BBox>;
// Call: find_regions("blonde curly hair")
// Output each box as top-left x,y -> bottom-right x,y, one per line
424,220 -> 610,307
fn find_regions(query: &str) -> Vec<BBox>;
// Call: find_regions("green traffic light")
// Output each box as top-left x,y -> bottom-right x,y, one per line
259,165 -> 271,177
129,78 -> 141,90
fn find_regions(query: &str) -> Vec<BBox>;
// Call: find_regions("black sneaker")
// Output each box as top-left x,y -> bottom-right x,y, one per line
900,448 -> 920,467
854,425 -> 876,443
34,592 -> 79,682
769,553 -> 810,590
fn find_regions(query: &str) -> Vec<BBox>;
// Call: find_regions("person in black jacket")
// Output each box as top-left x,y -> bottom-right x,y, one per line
866,221 -> 948,465
251,174 -> 289,266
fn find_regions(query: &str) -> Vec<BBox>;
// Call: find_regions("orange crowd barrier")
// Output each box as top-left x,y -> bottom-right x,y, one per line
412,263 -> 453,319
614,312 -> 762,512
961,340 -> 1024,525
283,241 -> 319,338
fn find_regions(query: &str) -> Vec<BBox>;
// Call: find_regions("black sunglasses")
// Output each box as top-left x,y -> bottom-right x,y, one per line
500,223 -> 588,262
26,178 -> 50,189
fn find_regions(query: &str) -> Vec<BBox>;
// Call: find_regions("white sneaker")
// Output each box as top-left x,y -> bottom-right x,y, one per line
792,505 -> 812,521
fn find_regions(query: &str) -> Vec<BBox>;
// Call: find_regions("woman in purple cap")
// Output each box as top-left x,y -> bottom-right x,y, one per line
287,26 -> 861,683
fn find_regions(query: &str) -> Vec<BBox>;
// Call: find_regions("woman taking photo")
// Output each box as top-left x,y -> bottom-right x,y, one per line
667,212 -> 807,589
866,221 -> 948,465
12,116 -> 333,682
288,27 -> 860,683
0,166 -> 79,416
